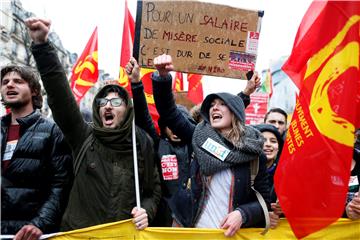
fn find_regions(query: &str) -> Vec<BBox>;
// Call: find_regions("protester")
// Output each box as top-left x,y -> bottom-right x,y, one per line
264,108 -> 288,139
1,65 -> 73,239
255,124 -> 284,228
25,18 -> 161,231
255,124 -> 283,201
125,57 -> 195,226
151,54 -> 270,237
344,129 -> 360,220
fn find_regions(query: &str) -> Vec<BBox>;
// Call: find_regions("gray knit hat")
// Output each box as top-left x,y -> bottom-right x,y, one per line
200,92 -> 246,123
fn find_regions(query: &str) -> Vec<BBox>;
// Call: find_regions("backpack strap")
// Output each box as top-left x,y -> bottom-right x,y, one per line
74,134 -> 94,176
250,158 -> 270,235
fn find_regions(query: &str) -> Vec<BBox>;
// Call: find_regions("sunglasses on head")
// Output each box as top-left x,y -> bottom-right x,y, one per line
96,98 -> 123,107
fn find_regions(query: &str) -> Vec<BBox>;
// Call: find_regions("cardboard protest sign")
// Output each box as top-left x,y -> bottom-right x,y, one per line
133,0 -> 263,79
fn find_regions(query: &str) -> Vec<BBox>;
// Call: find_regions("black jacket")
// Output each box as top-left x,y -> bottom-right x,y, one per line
132,81 -> 193,197
1,111 -> 73,234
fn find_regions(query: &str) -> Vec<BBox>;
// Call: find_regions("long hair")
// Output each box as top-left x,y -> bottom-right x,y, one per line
1,65 -> 43,109
223,113 -> 245,148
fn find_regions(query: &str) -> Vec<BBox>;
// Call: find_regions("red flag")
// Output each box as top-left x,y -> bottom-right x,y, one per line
173,72 -> 184,92
70,27 -> 98,103
117,0 -> 160,133
276,1 -> 360,238
118,0 -> 135,93
187,74 -> 203,104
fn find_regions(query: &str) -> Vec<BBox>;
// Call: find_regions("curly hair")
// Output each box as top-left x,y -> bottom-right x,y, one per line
1,65 -> 43,109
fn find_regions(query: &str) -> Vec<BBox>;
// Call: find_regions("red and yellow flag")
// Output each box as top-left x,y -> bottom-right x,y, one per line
70,27 -> 98,103
118,0 -> 159,132
275,1 -> 360,238
118,0 -> 135,93
187,74 -> 203,104
173,72 -> 184,92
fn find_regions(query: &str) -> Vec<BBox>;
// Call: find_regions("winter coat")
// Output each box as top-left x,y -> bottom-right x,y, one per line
131,81 -> 193,226
152,72 -> 270,228
31,42 -> 161,231
1,111 -> 73,234
132,81 -> 193,197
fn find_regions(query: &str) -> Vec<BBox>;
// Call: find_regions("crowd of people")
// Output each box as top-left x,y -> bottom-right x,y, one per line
1,17 -> 359,240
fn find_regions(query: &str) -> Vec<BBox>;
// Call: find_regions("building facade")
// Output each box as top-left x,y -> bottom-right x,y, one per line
1,0 -> 75,116
0,0 -> 109,117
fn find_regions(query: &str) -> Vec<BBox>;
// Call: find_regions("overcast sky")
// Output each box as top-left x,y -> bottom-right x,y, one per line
20,0 -> 313,94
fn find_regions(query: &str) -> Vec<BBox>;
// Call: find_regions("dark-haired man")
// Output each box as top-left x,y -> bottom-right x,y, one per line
25,17 -> 161,231
1,65 -> 73,240
264,108 -> 288,139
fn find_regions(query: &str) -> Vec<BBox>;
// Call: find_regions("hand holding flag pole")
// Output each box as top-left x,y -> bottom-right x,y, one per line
126,56 -> 150,230
127,59 -> 141,209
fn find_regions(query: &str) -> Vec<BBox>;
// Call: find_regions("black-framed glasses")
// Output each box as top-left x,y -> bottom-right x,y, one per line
96,98 -> 123,107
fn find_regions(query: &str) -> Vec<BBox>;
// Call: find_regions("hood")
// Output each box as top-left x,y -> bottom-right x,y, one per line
200,92 -> 245,123
92,84 -> 132,129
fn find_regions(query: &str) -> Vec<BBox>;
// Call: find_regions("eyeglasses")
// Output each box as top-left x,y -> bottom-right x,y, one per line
96,98 -> 123,107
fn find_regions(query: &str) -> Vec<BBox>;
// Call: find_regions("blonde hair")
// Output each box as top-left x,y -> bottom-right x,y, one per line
223,114 -> 245,148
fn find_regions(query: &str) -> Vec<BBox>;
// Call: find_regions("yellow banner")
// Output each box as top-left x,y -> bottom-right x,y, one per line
50,218 -> 359,240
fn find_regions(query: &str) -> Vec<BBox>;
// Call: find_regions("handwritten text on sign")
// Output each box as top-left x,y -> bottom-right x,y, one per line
134,1 -> 263,79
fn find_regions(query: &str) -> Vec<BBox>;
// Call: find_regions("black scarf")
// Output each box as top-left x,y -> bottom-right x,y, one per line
91,85 -> 134,151
192,121 -> 264,176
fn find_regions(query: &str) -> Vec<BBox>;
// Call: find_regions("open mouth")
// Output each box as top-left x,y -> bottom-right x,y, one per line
104,112 -> 114,125
6,91 -> 18,96
211,113 -> 222,121
264,149 -> 273,154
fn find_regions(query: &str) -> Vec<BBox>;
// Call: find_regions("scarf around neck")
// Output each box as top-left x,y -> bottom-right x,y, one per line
92,96 -> 134,150
192,121 -> 264,176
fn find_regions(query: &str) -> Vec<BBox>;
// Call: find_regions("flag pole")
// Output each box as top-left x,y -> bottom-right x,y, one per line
132,102 -> 141,209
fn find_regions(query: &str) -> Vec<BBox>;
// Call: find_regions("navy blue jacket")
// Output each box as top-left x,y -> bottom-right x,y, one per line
132,82 -> 193,197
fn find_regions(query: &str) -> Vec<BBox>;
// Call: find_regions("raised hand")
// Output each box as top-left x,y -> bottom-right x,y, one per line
243,71 -> 261,96
24,18 -> 51,44
153,54 -> 174,77
126,57 -> 140,83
